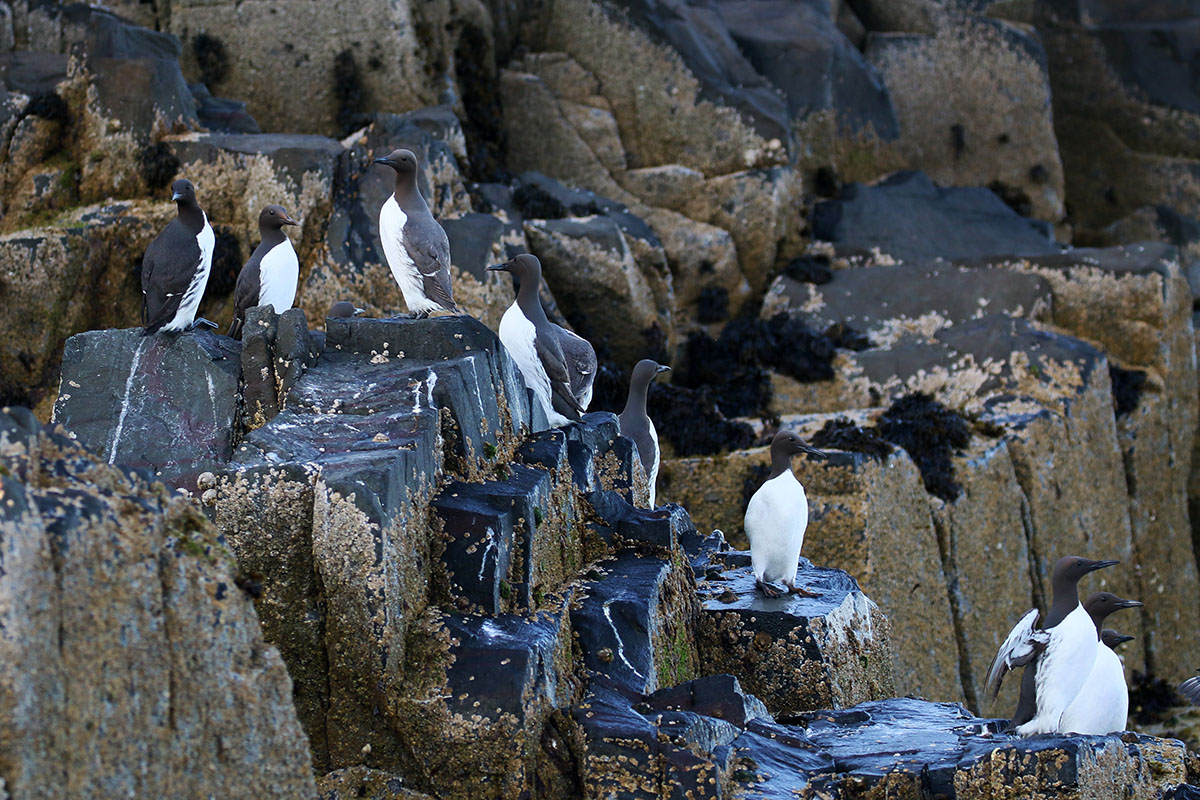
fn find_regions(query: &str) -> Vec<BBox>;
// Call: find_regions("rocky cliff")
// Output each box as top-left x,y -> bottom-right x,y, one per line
3,0 -> 1200,796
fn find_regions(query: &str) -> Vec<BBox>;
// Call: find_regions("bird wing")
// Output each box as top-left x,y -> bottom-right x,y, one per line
404,217 -> 458,312
141,221 -> 201,334
985,608 -> 1050,701
557,326 -> 596,410
535,333 -> 582,421
227,257 -> 261,340
1180,673 -> 1200,706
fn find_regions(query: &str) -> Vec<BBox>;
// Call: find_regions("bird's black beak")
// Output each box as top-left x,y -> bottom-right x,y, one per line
1114,634 -> 1135,644
353,307 -> 365,316
171,192 -> 183,201
1118,599 -> 1144,608
486,263 -> 509,272
282,215 -> 300,227
655,365 -> 671,374
797,442 -> 827,458
374,157 -> 396,167
1087,559 -> 1120,573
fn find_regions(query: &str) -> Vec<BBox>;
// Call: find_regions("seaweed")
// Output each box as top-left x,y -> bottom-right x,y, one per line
192,33 -> 230,88
696,286 -> 729,324
782,254 -> 833,285
137,142 -> 180,192
1109,364 -> 1146,418
877,393 -> 972,502
648,383 -> 755,457
810,418 -> 893,459
332,49 -> 368,137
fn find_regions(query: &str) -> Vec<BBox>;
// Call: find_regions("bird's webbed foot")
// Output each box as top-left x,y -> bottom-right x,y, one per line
785,581 -> 819,598
189,317 -> 218,331
756,580 -> 783,598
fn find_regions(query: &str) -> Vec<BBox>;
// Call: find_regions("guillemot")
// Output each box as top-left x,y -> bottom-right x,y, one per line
375,148 -> 458,317
986,556 -> 1119,735
618,359 -> 670,507
228,204 -> 300,340
141,178 -> 215,335
745,430 -> 826,598
1059,591 -> 1142,734
487,254 -> 596,426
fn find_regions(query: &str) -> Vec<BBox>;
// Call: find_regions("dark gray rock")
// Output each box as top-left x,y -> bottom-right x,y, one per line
716,0 -> 898,138
811,171 -> 1061,262
169,132 -> 343,187
53,327 -> 240,493
696,543 -> 895,715
0,51 -> 68,94
72,6 -> 198,134
514,171 -> 661,247
440,212 -> 521,281
770,261 -> 1052,341
240,306 -> 321,429
188,83 -> 261,134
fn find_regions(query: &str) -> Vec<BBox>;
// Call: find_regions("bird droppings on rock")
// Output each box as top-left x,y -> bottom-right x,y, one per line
137,141 -> 181,191
1110,364 -> 1147,418
877,393 -> 972,502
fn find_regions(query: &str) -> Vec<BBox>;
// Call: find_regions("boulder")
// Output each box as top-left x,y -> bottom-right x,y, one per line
695,543 -> 896,714
0,406 -> 316,798
52,327 -> 241,494
811,171 -> 1060,262
866,16 -> 1066,223
0,201 -> 174,413
164,0 -> 439,135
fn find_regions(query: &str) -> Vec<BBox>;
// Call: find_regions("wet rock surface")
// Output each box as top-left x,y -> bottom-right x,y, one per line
0,406 -> 316,798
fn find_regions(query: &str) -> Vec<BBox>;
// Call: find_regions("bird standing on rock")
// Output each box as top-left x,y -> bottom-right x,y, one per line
375,148 -> 459,317
488,254 -> 596,427
618,359 -> 671,507
141,178 -> 215,335
228,204 -> 300,340
745,430 -> 826,598
986,556 -> 1119,735
1058,591 -> 1143,734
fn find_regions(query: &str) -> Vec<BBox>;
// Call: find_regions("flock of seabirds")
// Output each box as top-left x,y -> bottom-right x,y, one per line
136,148 -> 1200,739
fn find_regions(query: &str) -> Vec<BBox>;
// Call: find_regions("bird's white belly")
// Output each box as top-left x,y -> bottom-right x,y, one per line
647,417 -> 659,507
499,305 -> 560,423
1017,605 -> 1098,735
380,197 -> 440,314
1059,646 -> 1128,734
258,237 -> 299,314
162,217 -> 214,332
745,472 -> 808,585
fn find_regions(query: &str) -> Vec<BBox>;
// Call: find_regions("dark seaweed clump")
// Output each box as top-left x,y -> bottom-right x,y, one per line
26,91 -> 70,126
192,33 -> 230,88
512,182 -> 567,219
204,229 -> 244,298
823,321 -> 871,351
1109,364 -> 1146,418
696,286 -> 730,324
740,463 -> 772,509
782,255 -> 833,285
877,393 -> 972,502
333,50 -> 368,137
810,418 -> 893,459
677,312 -> 837,418
137,142 -> 181,192
648,383 -> 755,457
1129,670 -> 1184,725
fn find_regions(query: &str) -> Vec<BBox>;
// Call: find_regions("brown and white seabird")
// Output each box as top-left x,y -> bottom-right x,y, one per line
488,254 -> 596,426
618,359 -> 670,507
375,148 -> 458,317
141,178 -> 215,335
228,204 -> 300,339
745,430 -> 826,598
1059,591 -> 1142,734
